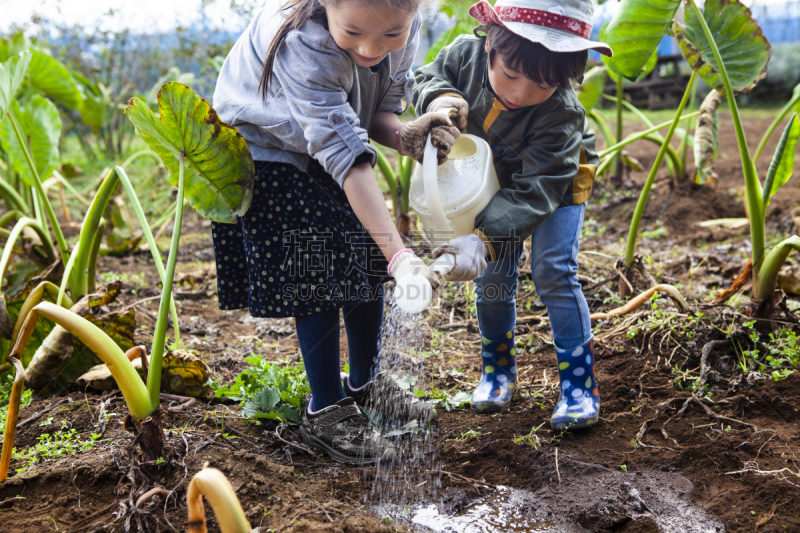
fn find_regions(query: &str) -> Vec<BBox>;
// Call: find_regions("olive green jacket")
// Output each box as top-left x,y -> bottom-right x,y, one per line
413,34 -> 598,261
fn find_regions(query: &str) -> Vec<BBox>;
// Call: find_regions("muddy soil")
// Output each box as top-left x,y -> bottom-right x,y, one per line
0,117 -> 799,533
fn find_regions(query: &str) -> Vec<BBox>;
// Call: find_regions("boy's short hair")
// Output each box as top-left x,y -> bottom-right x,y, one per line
486,25 -> 587,89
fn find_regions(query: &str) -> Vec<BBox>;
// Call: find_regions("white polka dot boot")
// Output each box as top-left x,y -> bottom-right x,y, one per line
551,338 -> 600,430
470,331 -> 517,413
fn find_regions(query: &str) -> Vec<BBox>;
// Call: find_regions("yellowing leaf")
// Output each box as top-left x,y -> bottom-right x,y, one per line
124,82 -> 254,223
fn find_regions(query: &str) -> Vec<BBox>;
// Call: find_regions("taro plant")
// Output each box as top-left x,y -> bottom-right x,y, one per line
602,0 -> 771,292
677,0 -> 800,319
0,50 -> 183,376
0,82 -> 254,471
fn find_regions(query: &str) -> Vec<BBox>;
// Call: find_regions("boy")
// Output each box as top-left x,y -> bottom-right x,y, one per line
412,0 -> 612,429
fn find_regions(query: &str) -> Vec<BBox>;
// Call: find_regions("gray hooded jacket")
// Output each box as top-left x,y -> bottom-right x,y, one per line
213,0 -> 420,187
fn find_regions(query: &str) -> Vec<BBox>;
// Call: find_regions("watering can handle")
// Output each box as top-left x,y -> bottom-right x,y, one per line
423,132 -> 455,239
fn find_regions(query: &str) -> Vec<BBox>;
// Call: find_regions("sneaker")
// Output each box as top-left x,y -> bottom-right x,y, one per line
298,397 -> 396,464
343,372 -> 438,427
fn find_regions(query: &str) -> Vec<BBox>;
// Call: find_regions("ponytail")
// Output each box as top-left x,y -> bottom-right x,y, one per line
259,0 -> 326,101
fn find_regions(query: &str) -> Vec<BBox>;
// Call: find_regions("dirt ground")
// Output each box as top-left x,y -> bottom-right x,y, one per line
1,114 -> 799,532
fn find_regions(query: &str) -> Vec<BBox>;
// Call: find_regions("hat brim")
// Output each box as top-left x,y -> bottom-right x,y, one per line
469,1 -> 613,57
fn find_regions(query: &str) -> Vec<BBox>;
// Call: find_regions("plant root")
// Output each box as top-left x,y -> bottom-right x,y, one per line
125,409 -> 172,462
726,461 -> 800,488
712,260 -> 752,304
135,487 -> 167,509
591,284 -> 689,320
697,339 -> 730,392
635,397 -> 683,450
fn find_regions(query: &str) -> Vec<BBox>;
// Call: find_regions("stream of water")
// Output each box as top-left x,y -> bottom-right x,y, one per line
367,298 -> 443,509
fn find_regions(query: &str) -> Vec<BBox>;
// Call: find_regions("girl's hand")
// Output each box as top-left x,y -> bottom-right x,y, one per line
427,95 -> 469,131
398,114 -> 460,164
388,249 -> 445,293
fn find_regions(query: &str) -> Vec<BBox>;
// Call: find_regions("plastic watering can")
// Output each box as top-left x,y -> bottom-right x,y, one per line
394,118 -> 501,314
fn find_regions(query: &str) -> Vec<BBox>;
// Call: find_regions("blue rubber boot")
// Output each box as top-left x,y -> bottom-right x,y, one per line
471,331 -> 517,413
551,338 -> 599,430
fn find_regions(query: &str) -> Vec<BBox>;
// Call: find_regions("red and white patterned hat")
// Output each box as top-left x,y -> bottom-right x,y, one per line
469,0 -> 612,56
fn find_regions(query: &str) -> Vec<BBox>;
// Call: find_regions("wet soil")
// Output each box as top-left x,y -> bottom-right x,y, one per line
1,116 -> 799,532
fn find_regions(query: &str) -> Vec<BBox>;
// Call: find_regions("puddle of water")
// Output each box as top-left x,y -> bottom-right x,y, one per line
410,486 -> 558,533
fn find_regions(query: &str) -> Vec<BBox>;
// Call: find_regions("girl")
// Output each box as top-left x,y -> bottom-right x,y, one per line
211,0 -> 458,464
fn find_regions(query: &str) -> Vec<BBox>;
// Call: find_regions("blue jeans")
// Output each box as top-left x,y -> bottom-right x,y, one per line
475,204 -> 591,351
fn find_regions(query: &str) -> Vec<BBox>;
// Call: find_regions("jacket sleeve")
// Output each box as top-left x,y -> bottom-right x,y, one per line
412,40 -> 467,114
474,106 -> 585,260
376,18 -> 421,115
273,31 -> 375,187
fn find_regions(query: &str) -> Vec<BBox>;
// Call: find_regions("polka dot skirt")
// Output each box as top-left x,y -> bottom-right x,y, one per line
211,160 -> 389,318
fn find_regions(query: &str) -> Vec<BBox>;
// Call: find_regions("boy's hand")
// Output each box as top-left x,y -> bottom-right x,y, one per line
399,114 -> 460,165
427,96 -> 469,131
432,234 -> 488,282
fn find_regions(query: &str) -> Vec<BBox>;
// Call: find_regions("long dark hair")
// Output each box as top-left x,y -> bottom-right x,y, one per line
259,0 -> 326,101
258,0 -> 421,101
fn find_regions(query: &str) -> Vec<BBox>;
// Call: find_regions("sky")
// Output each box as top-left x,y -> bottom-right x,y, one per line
0,0 -> 252,33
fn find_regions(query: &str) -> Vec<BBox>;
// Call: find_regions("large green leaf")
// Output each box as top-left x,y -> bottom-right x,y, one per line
673,0 -> 770,93
73,73 -> 110,129
576,66 -> 607,113
0,51 -> 31,116
28,50 -> 83,111
603,0 -> 682,80
144,67 -> 195,109
763,115 -> 800,207
124,82 -> 254,223
0,33 -> 31,63
0,95 -> 62,185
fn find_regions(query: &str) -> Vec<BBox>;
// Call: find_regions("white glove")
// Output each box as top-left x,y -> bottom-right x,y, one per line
388,249 -> 441,287
427,95 -> 469,131
432,234 -> 488,282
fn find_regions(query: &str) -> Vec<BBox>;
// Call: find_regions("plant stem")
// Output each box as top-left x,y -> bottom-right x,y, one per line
0,358 -> 25,482
595,112 -> 700,176
399,155 -> 414,214
753,91 -> 800,165
624,71 -> 696,268
57,240 -> 80,308
754,235 -> 800,300
375,148 -> 400,220
114,166 -> 180,342
72,168 -> 120,299
687,0 -> 764,276
9,281 -> 72,351
147,153 -> 185,409
588,109 -> 616,153
87,219 -> 106,294
598,112 -> 701,159
678,80 -> 699,181
187,468 -> 251,533
615,76 -> 624,177
121,149 -> 162,170
0,177 -> 30,213
6,112 -> 70,269
0,217 -> 57,284
23,303 -> 154,419
603,93 -> 656,129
